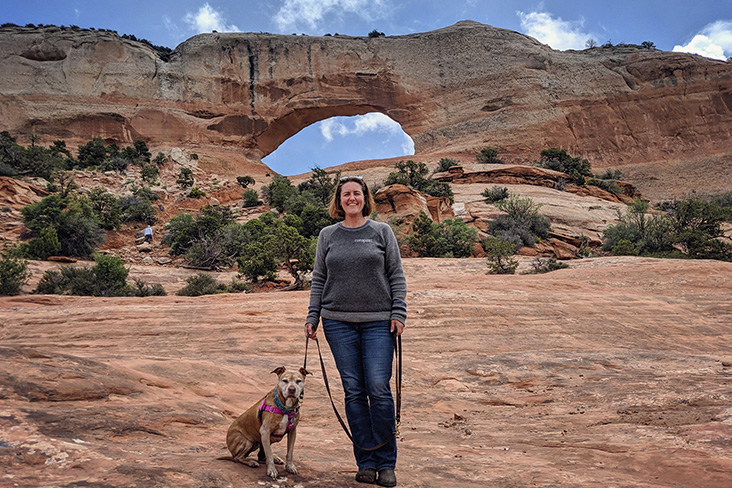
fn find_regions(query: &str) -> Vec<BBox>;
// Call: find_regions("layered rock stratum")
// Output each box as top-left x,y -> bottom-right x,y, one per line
2,257 -> 732,487
1,21 -> 731,180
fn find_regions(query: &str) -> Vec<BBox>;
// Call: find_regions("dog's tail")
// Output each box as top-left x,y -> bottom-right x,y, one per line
216,455 -> 236,462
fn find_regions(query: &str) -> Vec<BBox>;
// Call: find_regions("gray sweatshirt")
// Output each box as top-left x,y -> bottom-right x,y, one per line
306,220 -> 407,327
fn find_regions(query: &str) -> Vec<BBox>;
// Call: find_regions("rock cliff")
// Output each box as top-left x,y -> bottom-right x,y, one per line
1,21 -> 731,173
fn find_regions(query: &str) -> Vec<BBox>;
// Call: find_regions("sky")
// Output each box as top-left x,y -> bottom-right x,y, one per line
5,0 -> 732,175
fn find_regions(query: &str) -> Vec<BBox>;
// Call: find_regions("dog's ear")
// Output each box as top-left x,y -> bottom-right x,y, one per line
299,367 -> 311,377
272,366 -> 286,376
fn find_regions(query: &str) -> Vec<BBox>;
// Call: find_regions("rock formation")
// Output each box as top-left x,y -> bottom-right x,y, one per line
2,257 -> 732,487
1,21 -> 731,175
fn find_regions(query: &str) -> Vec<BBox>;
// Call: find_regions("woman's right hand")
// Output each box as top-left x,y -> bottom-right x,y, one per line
304,322 -> 318,339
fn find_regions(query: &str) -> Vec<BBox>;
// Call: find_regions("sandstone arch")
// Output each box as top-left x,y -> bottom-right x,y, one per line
1,21 -> 731,172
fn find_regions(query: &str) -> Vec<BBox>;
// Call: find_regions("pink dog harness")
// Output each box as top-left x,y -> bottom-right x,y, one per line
258,389 -> 298,437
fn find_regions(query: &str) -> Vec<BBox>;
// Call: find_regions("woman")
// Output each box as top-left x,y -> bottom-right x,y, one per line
304,176 -> 406,487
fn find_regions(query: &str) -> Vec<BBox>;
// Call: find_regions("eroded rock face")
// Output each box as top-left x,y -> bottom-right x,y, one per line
1,22 -> 731,171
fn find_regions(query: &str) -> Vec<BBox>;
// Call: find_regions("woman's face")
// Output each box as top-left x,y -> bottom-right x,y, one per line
340,181 -> 365,218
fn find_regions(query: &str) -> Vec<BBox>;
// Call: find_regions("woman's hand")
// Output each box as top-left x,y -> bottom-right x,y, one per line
390,319 -> 405,337
304,322 -> 318,339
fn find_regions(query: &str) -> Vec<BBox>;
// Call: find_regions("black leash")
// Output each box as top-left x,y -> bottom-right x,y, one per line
304,334 -> 402,452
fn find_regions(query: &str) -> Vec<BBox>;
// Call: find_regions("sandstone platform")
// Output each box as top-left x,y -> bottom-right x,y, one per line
2,257 -> 731,487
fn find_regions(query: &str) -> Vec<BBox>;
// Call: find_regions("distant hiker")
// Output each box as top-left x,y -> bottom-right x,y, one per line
144,225 -> 153,243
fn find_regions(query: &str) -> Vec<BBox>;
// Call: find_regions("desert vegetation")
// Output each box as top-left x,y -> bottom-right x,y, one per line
383,160 -> 454,203
603,196 -> 732,260
4,130 -> 732,296
34,253 -> 165,297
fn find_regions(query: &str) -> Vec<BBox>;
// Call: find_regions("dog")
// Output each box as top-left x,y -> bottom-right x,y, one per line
225,366 -> 310,479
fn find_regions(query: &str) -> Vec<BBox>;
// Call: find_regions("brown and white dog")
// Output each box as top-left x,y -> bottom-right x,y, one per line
225,366 -> 310,479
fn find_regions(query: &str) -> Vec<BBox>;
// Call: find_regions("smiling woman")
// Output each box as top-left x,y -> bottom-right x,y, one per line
262,113 -> 414,176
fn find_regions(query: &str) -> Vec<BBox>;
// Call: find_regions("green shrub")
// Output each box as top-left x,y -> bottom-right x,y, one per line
262,175 -> 298,212
489,195 -> 551,248
98,156 -> 129,172
85,187 -> 122,230
604,196 -> 732,260
91,253 -> 131,297
34,254 -> 131,296
587,178 -> 622,195
596,168 -> 623,180
527,256 -> 570,274
482,185 -> 509,203
188,186 -> 205,198
27,226 -> 61,259
0,161 -> 18,177
153,152 -> 168,166
139,162 -> 159,183
236,175 -> 255,188
177,167 -> 194,190
407,211 -> 477,258
176,272 -> 225,296
434,158 -> 459,173
484,237 -> 518,274
236,214 -> 316,287
383,160 -> 454,202
537,148 -> 592,178
165,205 -> 236,256
611,239 -> 638,256
476,147 -> 503,164
225,278 -> 250,293
118,195 -> 157,225
131,279 -> 167,296
21,195 -> 104,257
242,188 -> 261,207
0,245 -> 31,295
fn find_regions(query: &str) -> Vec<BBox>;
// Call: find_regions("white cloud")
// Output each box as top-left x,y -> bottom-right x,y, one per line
184,3 -> 239,34
673,20 -> 732,60
274,0 -> 387,33
319,113 -> 414,153
517,10 -> 592,51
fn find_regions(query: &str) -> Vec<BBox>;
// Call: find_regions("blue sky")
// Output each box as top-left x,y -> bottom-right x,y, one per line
5,1 -> 732,175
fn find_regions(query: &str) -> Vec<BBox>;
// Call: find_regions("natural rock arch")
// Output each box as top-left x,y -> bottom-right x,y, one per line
1,21 -> 731,170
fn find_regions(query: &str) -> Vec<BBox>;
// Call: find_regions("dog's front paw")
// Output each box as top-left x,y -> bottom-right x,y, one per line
267,464 -> 279,479
286,462 -> 298,475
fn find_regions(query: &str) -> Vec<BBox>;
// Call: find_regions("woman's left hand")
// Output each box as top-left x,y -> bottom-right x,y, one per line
390,319 -> 405,336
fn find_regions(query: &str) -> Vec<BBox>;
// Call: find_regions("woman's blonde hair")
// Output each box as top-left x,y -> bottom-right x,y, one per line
329,176 -> 376,219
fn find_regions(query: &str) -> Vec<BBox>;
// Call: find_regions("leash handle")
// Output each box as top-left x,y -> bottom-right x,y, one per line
305,334 -> 402,452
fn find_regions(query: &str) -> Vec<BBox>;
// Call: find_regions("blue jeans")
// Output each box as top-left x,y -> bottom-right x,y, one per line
322,318 -> 397,471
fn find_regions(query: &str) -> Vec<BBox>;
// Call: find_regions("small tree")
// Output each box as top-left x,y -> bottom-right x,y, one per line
177,167 -> 194,190
407,211 -> 478,258
484,237 -> 518,274
242,188 -> 261,207
176,272 -> 224,296
489,194 -> 551,248
434,158 -> 459,173
0,245 -> 31,295
152,152 -> 168,166
482,185 -> 509,203
140,162 -> 159,183
236,175 -> 256,188
77,137 -> 108,168
538,148 -> 592,181
476,147 -> 503,164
